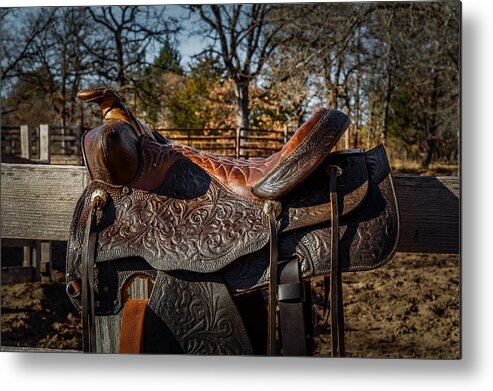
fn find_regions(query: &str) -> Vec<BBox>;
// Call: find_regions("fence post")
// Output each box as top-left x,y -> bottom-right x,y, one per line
40,241 -> 52,282
32,241 -> 41,282
20,125 -> 31,159
39,124 -> 50,163
23,246 -> 31,267
235,127 -> 241,159
284,124 -> 289,144
76,127 -> 82,165
345,126 -> 350,150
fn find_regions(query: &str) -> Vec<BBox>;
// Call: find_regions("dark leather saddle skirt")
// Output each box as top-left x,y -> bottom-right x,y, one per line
66,137 -> 399,316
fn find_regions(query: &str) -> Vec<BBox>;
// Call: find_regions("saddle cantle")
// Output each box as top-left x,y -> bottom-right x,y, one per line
66,88 -> 399,356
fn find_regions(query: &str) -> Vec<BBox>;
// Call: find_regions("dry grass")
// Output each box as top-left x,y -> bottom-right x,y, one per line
391,159 -> 459,176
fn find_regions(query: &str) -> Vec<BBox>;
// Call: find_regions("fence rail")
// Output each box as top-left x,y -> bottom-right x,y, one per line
1,163 -> 460,253
0,163 -> 459,285
1,125 -> 295,164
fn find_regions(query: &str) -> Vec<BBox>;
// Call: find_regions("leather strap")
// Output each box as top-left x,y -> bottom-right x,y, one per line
119,299 -> 148,353
278,258 -> 307,356
267,211 -> 279,356
329,167 -> 345,357
81,205 -> 97,353
81,189 -> 107,353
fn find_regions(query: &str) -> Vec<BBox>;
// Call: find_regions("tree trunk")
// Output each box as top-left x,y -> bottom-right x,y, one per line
382,67 -> 392,145
422,137 -> 436,169
382,9 -> 395,146
354,69 -> 361,149
323,55 -> 335,109
115,30 -> 126,89
422,72 -> 439,169
233,79 -> 250,138
344,101 -> 351,150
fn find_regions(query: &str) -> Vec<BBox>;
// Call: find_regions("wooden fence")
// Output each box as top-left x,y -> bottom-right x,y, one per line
1,163 -> 460,276
0,163 -> 459,352
1,125 -> 85,165
1,125 -> 293,164
156,126 -> 292,158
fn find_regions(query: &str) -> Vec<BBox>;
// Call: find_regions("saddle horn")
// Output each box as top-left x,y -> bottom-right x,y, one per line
78,88 -> 154,139
78,88 -> 155,185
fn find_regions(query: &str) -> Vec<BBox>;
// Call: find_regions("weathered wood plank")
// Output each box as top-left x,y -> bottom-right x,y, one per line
20,125 -> 30,159
0,346 -> 80,353
393,176 -> 460,254
40,241 -> 52,281
95,277 -> 149,353
1,164 -> 88,241
39,124 -> 50,162
1,266 -> 34,284
1,163 -> 459,254
96,313 -> 122,353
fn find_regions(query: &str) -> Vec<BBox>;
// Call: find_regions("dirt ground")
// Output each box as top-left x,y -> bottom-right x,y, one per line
1,251 -> 459,358
312,253 -> 460,358
1,270 -> 81,350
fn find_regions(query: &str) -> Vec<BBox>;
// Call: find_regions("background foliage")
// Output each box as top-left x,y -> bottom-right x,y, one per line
0,3 -> 460,167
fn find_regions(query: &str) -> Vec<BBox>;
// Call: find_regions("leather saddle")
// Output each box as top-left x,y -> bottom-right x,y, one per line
66,88 -> 399,356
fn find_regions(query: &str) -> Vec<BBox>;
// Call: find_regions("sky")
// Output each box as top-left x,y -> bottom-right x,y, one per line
163,5 -> 206,69
7,4 -> 209,71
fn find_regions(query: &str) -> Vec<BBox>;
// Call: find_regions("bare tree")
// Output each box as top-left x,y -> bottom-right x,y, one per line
4,8 -> 97,127
36,8 -> 95,127
190,4 -> 284,130
1,6 -> 179,126
264,3 -> 378,147
83,6 -> 178,90
0,8 -> 57,116
266,2 -> 459,164
368,2 -> 459,166
262,45 -> 321,128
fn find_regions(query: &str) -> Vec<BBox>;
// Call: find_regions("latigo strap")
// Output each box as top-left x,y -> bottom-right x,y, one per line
119,299 -> 148,353
278,258 -> 307,356
328,165 -> 345,357
266,200 -> 281,356
81,189 -> 107,353
266,165 -> 344,357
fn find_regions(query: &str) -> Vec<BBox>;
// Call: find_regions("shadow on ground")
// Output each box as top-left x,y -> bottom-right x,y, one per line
1,253 -> 459,358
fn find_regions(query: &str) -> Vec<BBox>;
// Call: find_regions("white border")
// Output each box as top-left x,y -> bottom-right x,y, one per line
2,0 -> 492,390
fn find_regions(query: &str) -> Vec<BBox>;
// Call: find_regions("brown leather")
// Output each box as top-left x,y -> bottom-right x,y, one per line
278,258 -> 307,356
67,146 -> 399,291
171,109 -> 348,200
267,210 -> 279,356
67,87 -> 400,356
119,299 -> 148,353
79,88 -> 155,186
81,202 -> 97,353
82,121 -> 141,185
78,88 -> 349,200
67,143 -> 400,355
329,166 -> 345,357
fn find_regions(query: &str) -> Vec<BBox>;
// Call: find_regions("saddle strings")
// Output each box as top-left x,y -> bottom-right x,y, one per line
266,166 -> 345,358
329,166 -> 345,357
81,204 -> 97,353
81,189 -> 107,353
267,209 -> 279,356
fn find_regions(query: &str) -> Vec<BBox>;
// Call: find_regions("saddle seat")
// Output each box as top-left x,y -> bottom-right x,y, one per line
78,88 -> 349,201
